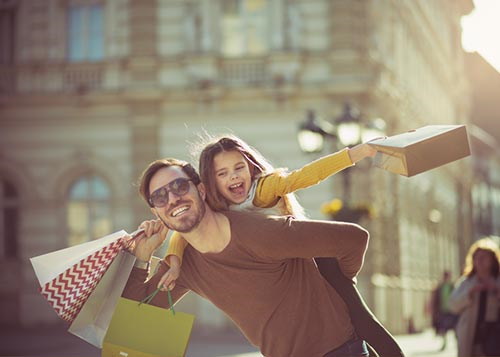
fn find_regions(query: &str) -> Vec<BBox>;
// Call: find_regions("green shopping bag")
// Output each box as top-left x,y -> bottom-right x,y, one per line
102,289 -> 195,357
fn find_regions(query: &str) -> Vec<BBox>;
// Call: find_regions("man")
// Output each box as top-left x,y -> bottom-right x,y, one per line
123,158 -> 370,356
430,270 -> 457,351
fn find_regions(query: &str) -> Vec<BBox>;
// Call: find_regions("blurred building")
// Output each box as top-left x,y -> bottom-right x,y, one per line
0,0 -> 475,334
465,53 -> 500,242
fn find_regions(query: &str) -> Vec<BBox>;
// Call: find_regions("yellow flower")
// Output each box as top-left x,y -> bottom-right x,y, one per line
320,198 -> 343,215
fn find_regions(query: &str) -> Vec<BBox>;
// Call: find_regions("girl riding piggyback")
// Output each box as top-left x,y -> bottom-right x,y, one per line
154,134 -> 401,356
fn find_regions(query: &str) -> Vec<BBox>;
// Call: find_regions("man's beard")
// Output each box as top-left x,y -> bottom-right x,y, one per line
159,191 -> 206,233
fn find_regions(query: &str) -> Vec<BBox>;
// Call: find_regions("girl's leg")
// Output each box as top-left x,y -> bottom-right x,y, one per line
315,257 -> 404,357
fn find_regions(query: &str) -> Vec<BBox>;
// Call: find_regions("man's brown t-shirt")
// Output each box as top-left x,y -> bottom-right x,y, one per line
122,211 -> 369,357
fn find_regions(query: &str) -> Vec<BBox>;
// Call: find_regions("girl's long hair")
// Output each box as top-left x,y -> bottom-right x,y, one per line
463,236 -> 500,278
192,133 -> 305,218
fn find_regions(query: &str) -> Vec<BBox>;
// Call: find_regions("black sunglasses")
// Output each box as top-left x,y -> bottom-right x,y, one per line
148,178 -> 192,208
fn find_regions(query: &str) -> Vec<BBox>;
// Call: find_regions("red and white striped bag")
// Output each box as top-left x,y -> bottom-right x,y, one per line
30,229 -> 142,323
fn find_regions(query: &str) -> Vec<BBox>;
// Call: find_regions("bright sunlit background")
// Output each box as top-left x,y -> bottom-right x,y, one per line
462,0 -> 500,73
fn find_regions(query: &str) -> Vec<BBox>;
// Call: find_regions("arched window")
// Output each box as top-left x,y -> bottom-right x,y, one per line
0,178 -> 19,259
67,175 -> 112,246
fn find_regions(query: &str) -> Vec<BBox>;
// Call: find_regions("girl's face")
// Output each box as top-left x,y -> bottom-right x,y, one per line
213,150 -> 253,205
473,249 -> 494,277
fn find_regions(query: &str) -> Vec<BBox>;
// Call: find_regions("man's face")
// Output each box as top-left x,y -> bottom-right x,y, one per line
149,166 -> 206,233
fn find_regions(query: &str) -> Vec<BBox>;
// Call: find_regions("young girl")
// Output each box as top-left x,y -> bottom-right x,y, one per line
159,134 -> 402,356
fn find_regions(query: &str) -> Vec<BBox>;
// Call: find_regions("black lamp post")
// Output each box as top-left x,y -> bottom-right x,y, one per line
297,102 -> 386,207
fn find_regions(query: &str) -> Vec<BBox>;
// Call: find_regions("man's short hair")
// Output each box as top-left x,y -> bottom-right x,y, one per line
138,158 -> 201,206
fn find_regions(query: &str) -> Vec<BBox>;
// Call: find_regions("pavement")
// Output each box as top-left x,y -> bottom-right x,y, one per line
0,324 -> 456,357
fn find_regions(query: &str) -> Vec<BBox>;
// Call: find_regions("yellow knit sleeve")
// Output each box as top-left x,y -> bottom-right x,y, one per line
254,148 -> 353,208
164,231 -> 188,266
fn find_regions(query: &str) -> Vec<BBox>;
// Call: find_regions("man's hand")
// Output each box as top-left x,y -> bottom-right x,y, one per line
130,219 -> 169,262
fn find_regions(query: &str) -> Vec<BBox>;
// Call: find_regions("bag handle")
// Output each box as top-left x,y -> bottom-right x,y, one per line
139,286 -> 175,315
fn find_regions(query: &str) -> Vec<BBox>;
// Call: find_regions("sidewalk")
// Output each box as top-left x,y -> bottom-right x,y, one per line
0,324 -> 456,357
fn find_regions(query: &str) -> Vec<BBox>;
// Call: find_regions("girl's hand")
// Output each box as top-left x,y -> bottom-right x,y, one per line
348,143 -> 377,163
158,266 -> 180,291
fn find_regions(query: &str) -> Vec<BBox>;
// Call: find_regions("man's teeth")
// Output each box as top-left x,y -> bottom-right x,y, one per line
172,206 -> 189,217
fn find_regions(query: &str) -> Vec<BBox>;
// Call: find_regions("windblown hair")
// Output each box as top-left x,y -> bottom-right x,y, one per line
138,158 -> 201,207
194,133 -> 305,218
463,236 -> 500,278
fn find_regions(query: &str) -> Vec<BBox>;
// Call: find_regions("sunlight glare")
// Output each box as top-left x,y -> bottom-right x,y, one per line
462,0 -> 500,72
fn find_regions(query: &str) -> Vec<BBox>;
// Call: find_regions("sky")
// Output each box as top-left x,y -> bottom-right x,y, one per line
461,0 -> 500,73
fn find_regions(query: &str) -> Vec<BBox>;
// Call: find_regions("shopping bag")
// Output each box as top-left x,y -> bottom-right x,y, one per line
30,229 -> 140,323
68,249 -> 136,347
369,125 -> 470,177
102,295 -> 195,357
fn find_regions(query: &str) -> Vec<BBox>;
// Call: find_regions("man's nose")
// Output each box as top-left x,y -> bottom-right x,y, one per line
168,190 -> 182,203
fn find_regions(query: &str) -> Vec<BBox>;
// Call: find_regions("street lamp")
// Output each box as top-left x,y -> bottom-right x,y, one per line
297,109 -> 336,153
334,103 -> 362,147
297,102 -> 386,207
297,103 -> 386,152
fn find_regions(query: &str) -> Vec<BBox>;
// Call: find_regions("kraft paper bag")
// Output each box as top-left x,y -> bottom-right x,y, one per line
369,125 -> 470,177
102,297 -> 195,357
68,250 -> 136,348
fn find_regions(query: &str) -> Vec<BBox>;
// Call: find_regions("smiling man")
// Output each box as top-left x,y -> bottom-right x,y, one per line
123,157 -> 371,357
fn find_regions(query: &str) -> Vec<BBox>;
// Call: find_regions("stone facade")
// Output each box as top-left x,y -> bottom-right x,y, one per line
0,0 -> 474,334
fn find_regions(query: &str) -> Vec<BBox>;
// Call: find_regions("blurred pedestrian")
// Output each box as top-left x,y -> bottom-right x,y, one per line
429,270 -> 457,350
449,236 -> 500,356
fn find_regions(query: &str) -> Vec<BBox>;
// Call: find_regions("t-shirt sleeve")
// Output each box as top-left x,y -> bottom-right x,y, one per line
247,216 -> 368,279
165,231 -> 189,265
254,148 -> 353,208
122,260 -> 189,307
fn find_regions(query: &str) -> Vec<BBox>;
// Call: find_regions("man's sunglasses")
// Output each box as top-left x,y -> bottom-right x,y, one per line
148,178 -> 192,208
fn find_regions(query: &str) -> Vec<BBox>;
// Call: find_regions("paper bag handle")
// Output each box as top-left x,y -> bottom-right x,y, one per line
139,287 -> 175,315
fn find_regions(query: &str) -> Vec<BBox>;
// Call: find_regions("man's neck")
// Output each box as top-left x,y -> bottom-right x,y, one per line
182,208 -> 231,254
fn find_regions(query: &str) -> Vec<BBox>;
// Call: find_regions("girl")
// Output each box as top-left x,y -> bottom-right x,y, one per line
160,134 -> 402,356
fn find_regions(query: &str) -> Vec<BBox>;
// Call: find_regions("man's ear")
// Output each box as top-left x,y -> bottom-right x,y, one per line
197,182 -> 207,200
150,207 -> 159,218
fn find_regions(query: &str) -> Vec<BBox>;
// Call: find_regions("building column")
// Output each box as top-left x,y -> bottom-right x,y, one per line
200,0 -> 214,52
128,0 -> 158,87
270,0 -> 284,50
129,101 -> 160,226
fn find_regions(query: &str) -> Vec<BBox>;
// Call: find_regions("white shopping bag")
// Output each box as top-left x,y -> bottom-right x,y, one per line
68,249 -> 136,347
30,229 -> 143,323
31,230 -> 128,287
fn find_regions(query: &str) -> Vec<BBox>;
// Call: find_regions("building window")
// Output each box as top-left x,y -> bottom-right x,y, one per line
0,179 -> 19,259
221,0 -> 269,57
184,2 -> 202,53
67,175 -> 112,246
0,3 -> 16,64
67,3 -> 104,62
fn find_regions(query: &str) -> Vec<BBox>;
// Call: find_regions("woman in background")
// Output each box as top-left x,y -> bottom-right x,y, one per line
448,236 -> 500,356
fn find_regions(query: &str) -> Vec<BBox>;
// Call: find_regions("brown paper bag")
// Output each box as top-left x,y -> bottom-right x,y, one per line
369,125 -> 470,177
